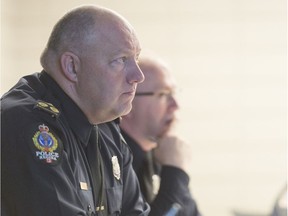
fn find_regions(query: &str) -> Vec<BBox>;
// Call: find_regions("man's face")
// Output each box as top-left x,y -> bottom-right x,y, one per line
76,20 -> 144,123
133,66 -> 179,140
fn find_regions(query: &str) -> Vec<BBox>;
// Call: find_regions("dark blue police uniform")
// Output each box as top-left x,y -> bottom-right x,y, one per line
1,71 -> 150,216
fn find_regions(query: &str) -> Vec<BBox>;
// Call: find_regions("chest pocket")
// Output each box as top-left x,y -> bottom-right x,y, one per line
102,151 -> 123,215
75,158 -> 95,212
98,122 -> 125,215
106,185 -> 123,215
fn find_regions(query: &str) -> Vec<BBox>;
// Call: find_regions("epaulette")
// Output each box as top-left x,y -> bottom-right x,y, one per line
34,100 -> 60,118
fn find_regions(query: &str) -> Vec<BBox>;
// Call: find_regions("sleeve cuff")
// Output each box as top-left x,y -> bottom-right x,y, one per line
160,165 -> 190,188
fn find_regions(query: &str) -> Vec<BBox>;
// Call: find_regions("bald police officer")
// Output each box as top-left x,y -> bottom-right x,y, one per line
1,5 -> 149,216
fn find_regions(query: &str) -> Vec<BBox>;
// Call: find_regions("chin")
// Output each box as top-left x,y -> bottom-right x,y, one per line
119,103 -> 133,117
122,106 -> 132,116
160,125 -> 172,136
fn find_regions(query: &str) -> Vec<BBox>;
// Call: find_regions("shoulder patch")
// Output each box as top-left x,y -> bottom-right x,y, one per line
34,100 -> 60,118
31,124 -> 63,165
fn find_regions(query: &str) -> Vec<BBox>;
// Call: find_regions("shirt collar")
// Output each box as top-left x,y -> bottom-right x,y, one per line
39,71 -> 93,147
120,129 -> 147,171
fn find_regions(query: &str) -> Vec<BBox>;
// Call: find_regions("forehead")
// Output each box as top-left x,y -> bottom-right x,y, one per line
139,64 -> 175,91
96,19 -> 141,57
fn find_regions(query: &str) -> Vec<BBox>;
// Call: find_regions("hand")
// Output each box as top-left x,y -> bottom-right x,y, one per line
153,133 -> 189,172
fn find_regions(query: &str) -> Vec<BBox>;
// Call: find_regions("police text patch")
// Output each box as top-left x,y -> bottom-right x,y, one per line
31,124 -> 62,165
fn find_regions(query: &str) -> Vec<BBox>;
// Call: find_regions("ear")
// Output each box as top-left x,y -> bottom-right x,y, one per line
60,52 -> 80,82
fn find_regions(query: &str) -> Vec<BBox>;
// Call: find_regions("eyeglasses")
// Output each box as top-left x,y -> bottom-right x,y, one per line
135,90 -> 175,99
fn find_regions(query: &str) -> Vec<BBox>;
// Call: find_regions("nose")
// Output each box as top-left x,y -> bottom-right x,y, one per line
168,95 -> 179,112
127,60 -> 145,84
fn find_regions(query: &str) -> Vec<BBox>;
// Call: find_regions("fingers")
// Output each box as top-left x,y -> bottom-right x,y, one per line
153,135 -> 188,171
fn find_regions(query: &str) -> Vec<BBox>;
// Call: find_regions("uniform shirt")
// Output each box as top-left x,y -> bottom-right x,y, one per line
121,130 -> 201,216
1,71 -> 150,216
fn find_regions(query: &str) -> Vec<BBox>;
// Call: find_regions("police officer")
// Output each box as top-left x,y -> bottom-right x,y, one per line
1,5 -> 149,216
120,55 -> 202,216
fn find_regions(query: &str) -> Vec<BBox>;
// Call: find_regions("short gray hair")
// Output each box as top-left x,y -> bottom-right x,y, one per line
40,6 -> 104,69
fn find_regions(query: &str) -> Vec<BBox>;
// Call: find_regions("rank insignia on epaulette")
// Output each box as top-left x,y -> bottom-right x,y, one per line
111,156 -> 121,180
32,124 -> 62,165
35,100 -> 60,117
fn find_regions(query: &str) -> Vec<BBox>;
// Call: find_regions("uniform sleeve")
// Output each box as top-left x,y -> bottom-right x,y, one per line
149,166 -> 201,216
1,111 -> 87,216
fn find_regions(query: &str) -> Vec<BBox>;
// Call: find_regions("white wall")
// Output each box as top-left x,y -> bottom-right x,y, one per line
1,1 -> 286,215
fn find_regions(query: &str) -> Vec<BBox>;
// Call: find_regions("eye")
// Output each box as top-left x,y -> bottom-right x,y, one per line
157,91 -> 174,99
157,91 -> 169,98
115,56 -> 127,64
110,56 -> 127,70
158,92 -> 166,97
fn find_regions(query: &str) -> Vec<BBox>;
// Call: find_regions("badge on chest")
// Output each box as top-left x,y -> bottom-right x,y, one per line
112,156 -> 121,180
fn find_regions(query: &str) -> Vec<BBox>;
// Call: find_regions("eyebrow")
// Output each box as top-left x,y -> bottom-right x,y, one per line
110,48 -> 140,60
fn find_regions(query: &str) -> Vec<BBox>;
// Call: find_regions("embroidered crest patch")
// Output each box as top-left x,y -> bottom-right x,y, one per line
32,124 -> 62,165
111,156 -> 121,180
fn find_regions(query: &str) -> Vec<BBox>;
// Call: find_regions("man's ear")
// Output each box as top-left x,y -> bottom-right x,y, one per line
60,52 -> 80,82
